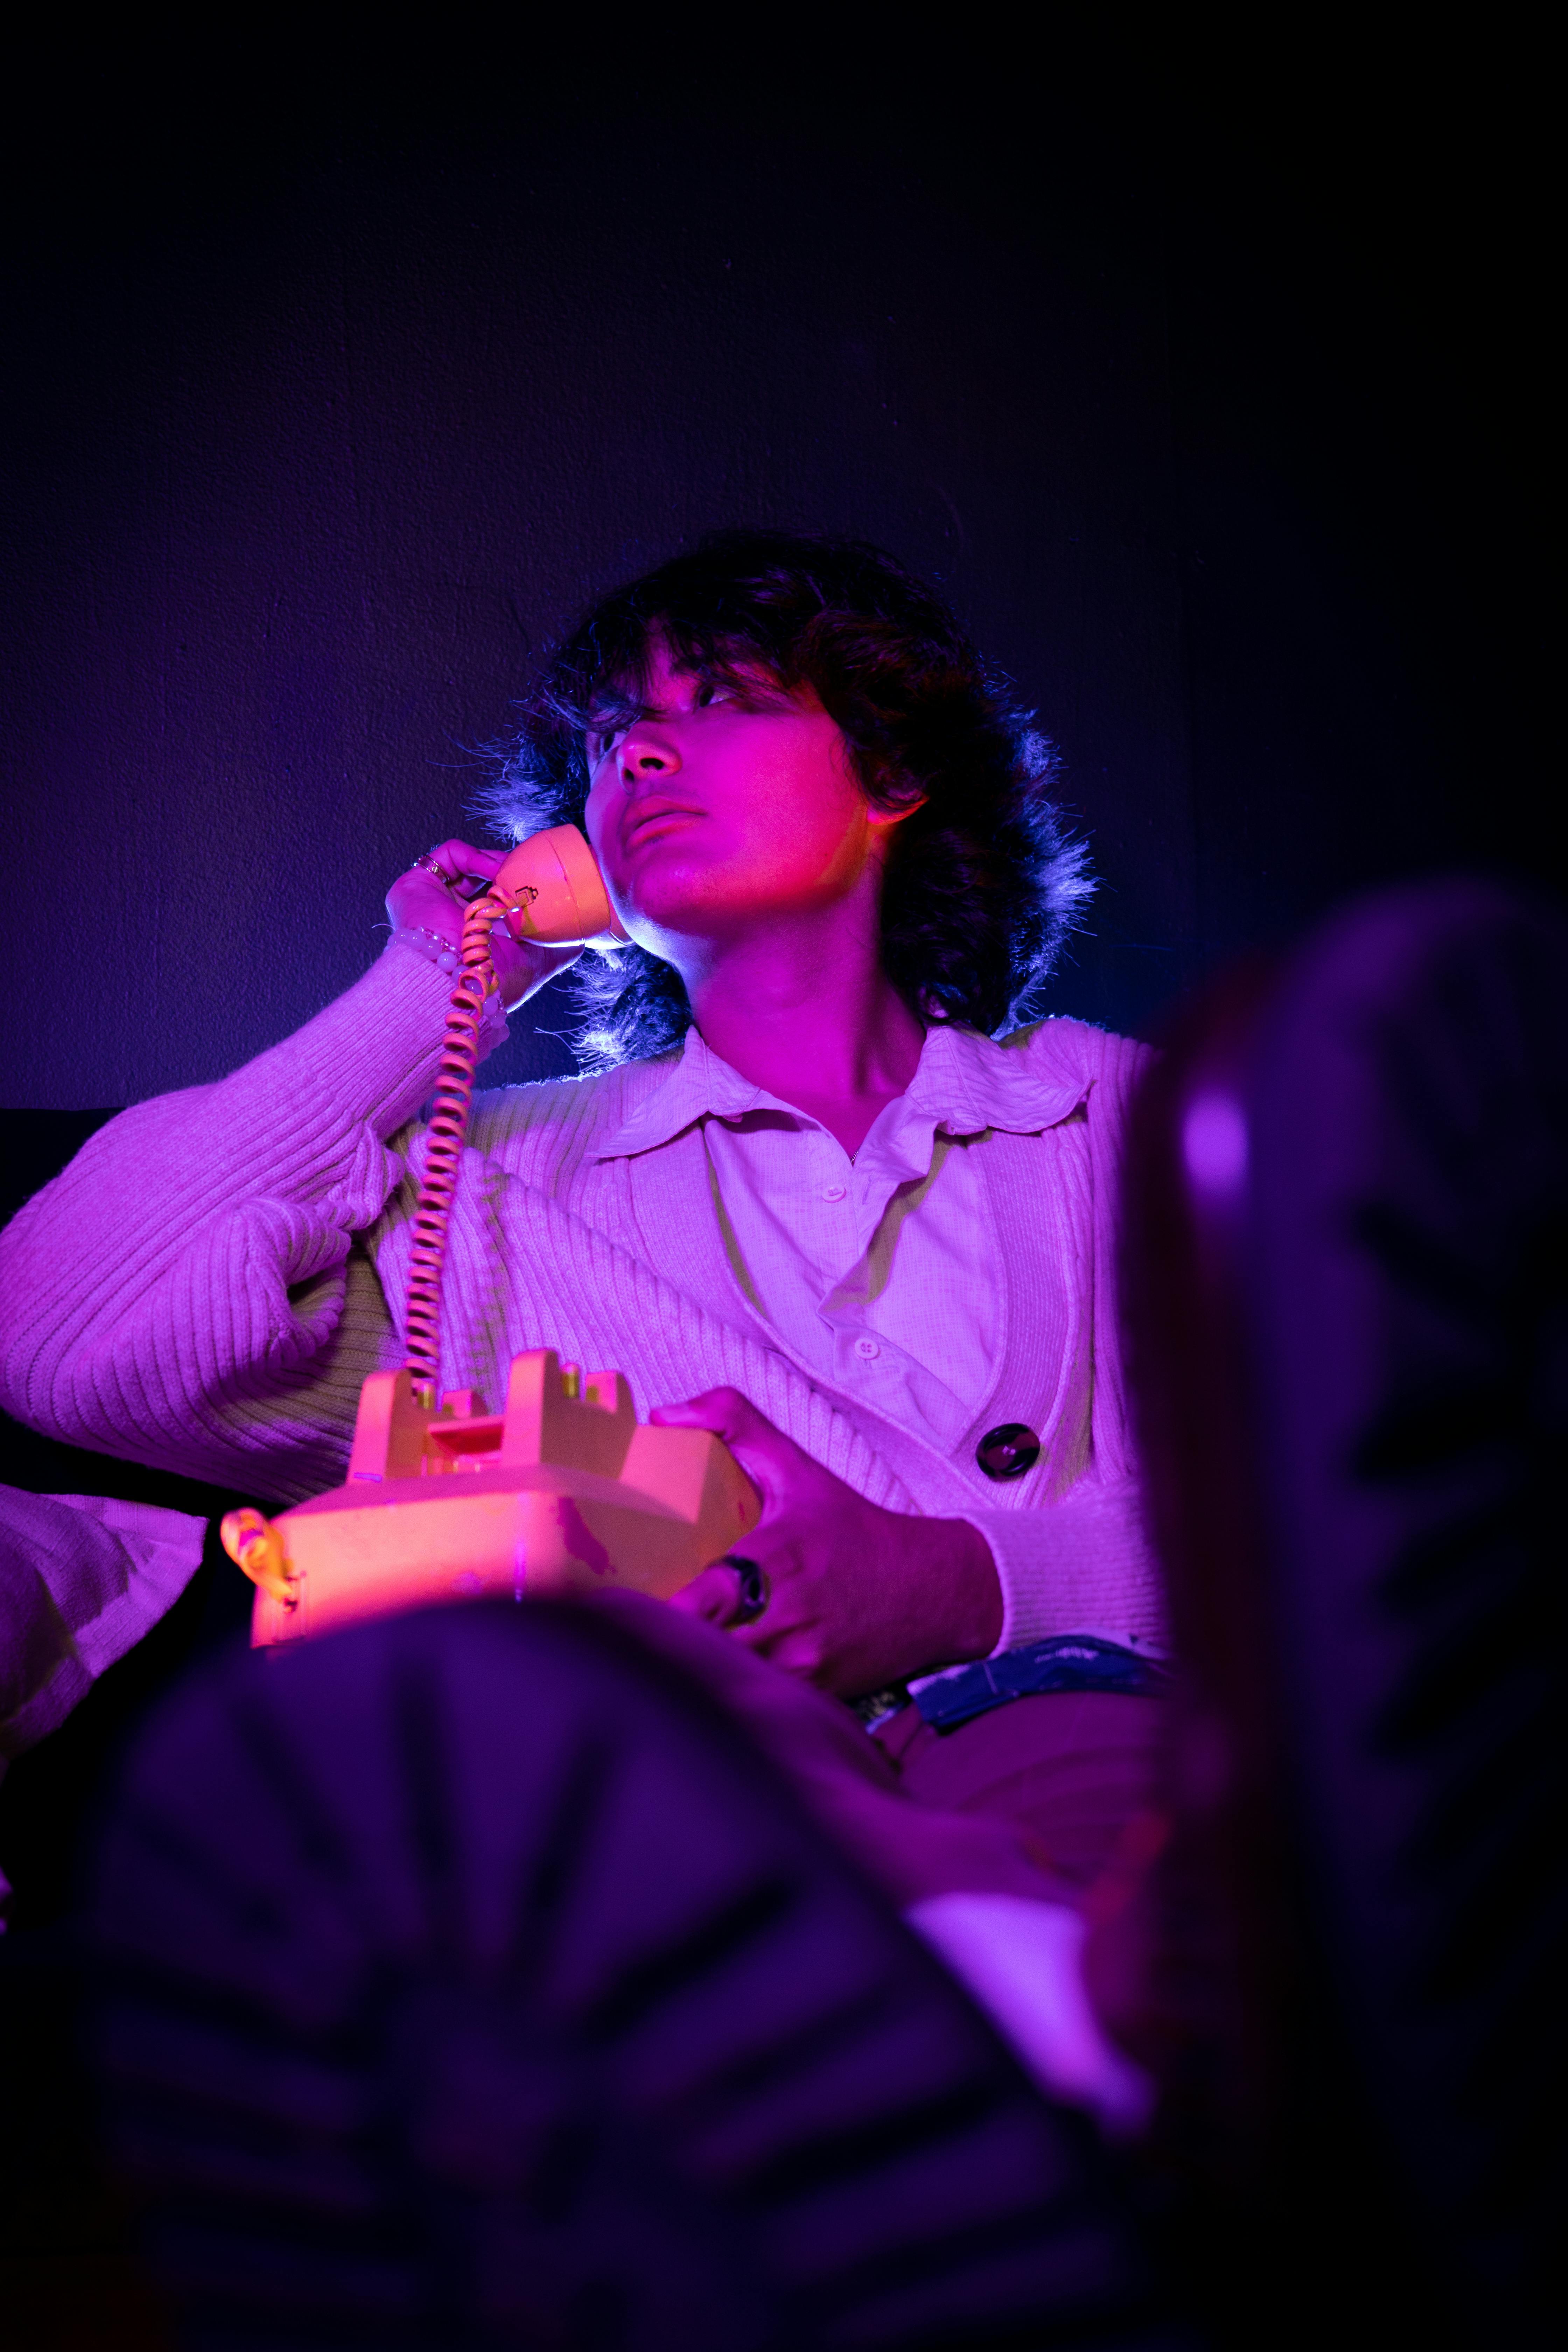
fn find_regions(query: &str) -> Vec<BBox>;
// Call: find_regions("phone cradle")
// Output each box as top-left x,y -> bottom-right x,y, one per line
222,1349 -> 760,1648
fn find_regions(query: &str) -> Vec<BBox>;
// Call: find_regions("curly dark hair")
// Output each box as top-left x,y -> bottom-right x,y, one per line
476,530 -> 1093,1070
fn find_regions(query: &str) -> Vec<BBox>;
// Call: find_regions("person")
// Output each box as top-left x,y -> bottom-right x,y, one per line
0,532 -> 1168,2116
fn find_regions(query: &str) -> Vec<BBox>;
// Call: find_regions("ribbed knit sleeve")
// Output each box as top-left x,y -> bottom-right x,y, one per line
0,945 -> 457,1503
960,1482 -> 1167,1655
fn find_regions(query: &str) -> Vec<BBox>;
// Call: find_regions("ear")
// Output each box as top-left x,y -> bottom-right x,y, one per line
865,788 -> 927,831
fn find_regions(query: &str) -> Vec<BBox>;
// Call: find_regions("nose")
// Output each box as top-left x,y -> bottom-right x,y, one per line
617,718 -> 681,782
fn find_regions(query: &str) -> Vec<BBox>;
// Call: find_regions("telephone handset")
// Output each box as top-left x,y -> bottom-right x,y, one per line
490,823 -> 630,949
222,827 -> 760,1645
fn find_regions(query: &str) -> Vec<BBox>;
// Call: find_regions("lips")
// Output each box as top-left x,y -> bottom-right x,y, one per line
624,800 -> 703,848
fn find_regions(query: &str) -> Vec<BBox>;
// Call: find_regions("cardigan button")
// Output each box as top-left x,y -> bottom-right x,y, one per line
975,1423 -> 1042,1481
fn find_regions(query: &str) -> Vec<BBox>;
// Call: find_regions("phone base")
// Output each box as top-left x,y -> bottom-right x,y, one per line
222,1350 -> 759,1646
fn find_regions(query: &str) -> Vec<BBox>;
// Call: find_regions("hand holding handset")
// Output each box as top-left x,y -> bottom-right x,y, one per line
389,826 -> 626,1007
224,828 -> 760,1642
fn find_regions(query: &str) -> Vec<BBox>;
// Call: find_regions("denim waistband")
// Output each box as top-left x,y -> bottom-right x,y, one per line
911,1634 -> 1170,1734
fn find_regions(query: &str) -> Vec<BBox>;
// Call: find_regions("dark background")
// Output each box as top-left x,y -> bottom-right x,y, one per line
3,23 -> 1554,1112
0,16 -> 1556,1869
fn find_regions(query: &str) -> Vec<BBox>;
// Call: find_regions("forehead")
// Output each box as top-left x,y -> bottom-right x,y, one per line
584,631 -> 780,728
629,635 -> 687,699
585,631 -> 683,723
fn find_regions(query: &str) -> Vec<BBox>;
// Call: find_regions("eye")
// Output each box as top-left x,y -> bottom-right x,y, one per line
693,679 -> 734,709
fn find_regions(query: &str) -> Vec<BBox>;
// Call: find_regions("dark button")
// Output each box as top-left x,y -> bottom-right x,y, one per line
976,1422 -> 1042,1481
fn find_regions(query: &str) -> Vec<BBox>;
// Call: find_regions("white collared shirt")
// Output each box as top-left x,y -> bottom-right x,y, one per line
596,1023 -> 1075,1454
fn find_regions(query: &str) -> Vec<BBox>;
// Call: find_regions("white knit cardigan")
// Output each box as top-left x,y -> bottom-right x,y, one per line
0,945 -> 1166,1658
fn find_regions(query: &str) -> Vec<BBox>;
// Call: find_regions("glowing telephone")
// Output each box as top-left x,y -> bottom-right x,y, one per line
487,820 -> 631,952
222,827 -> 759,1644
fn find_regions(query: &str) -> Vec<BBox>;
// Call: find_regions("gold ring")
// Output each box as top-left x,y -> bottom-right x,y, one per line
414,852 -> 454,886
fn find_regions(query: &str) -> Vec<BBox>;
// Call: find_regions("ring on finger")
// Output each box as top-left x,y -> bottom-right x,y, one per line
414,852 -> 455,886
719,1555 -> 769,1625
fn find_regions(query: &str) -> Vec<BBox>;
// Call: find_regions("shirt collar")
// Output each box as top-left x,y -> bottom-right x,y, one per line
900,1021 -> 1090,1140
594,1021 -> 1089,1163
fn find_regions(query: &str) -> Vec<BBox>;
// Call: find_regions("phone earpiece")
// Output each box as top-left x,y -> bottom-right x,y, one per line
492,825 -> 630,947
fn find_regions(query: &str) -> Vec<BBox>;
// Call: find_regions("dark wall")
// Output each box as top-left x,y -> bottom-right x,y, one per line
2,34 -> 1552,1108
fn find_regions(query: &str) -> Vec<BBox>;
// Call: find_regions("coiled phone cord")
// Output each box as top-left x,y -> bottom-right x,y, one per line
402,887 -> 508,1391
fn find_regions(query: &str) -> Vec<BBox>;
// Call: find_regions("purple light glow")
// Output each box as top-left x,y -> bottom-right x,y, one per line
1182,1090 -> 1249,1197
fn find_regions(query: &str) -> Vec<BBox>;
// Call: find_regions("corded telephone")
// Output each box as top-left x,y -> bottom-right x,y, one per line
221,826 -> 760,1644
486,819 -> 631,952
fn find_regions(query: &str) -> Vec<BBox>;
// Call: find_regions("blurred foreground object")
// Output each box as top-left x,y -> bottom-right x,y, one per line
1122,878 -> 1567,2342
87,1600 -> 1187,2349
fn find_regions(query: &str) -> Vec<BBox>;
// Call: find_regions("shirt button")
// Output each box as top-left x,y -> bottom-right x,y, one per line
822,1183 -> 847,1201
854,1336 -> 881,1361
976,1422 -> 1042,1480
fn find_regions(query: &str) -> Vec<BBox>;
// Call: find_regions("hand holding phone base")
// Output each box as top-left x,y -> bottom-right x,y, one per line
223,1349 -> 760,1646
221,830 -> 757,1647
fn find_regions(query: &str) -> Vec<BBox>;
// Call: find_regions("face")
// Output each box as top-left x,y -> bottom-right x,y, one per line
582,637 -> 906,957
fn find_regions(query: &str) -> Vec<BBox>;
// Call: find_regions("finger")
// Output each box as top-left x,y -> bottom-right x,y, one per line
721,1592 -> 827,1679
650,1390 -> 788,1517
649,1387 -> 780,1449
667,1561 -> 746,1625
428,840 -> 505,897
428,838 -> 503,873
416,841 -> 463,883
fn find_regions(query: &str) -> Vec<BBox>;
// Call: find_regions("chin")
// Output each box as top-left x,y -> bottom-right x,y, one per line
620,864 -> 770,944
